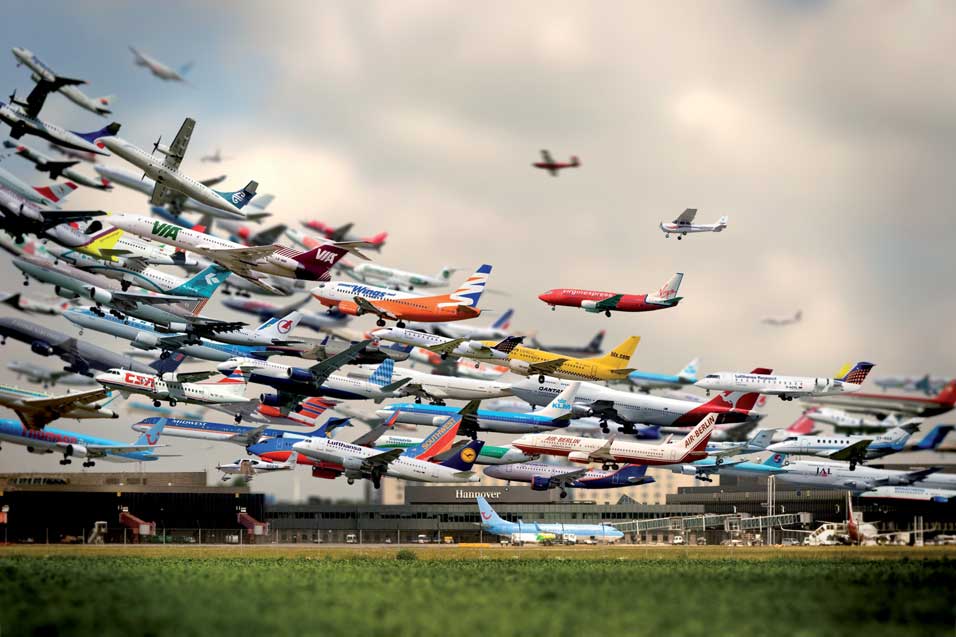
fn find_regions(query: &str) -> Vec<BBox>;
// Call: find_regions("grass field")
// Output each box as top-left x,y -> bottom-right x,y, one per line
2,546 -> 954,637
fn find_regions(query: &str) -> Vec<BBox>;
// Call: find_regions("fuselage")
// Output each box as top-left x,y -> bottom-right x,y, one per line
0,418 -> 156,462
96,369 -> 250,406
0,103 -> 110,155
538,289 -> 679,313
312,282 -> 481,323
697,372 -> 857,398
376,402 -> 569,435
483,462 -> 654,489
511,432 -> 709,466
12,48 -> 111,115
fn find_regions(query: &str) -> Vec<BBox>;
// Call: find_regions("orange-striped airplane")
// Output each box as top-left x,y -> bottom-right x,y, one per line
310,264 -> 491,328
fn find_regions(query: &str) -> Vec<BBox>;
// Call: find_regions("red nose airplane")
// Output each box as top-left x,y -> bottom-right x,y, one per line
532,149 -> 580,176
539,273 -> 683,317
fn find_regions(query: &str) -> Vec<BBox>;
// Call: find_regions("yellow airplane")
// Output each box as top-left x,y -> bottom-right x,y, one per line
476,335 -> 640,382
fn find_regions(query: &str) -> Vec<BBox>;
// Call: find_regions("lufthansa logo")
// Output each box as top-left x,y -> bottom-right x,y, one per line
460,448 -> 477,463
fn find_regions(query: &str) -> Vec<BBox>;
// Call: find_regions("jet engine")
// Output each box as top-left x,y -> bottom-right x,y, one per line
580,300 -> 599,310
30,340 -> 54,356
509,359 -> 531,375
57,442 -> 89,458
87,287 -> 113,305
54,286 -> 79,300
132,332 -> 160,350
286,368 -> 314,383
530,476 -> 552,491
341,456 -> 365,472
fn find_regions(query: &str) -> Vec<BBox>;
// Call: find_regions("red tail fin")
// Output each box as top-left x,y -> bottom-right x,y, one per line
936,380 -> 956,405
787,413 -> 816,435
367,232 -> 388,246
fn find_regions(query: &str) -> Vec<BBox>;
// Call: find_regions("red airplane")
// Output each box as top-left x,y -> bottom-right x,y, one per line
302,220 -> 387,250
539,273 -> 683,317
533,149 -> 580,176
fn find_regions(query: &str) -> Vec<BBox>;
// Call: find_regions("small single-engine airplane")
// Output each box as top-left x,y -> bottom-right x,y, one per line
532,149 -> 579,176
660,208 -> 728,239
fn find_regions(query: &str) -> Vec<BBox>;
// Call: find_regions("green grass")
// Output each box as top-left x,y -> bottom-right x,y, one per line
1,550 -> 954,637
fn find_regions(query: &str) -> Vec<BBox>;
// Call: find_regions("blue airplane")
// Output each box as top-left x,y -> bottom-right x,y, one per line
131,415 -> 352,447
0,418 -> 166,466
914,424 -> 955,451
628,357 -> 699,391
476,496 -> 624,543
376,399 -> 575,437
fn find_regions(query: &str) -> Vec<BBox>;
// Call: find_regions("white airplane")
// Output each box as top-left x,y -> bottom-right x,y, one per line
805,408 -> 919,432
511,413 -> 717,470
0,80 -> 119,155
0,292 -> 71,316
426,308 -> 515,341
339,259 -> 457,291
345,364 -> 512,403
0,181 -> 105,242
12,47 -> 113,116
766,425 -> 919,469
199,310 -> 306,348
859,486 -> 956,503
0,383 -> 117,429
96,368 -> 254,409
3,141 -> 110,190
371,326 -> 519,364
129,46 -> 192,82
94,165 -> 273,221
659,208 -> 728,239
107,214 -> 356,294
201,148 -> 230,163
761,310 -> 802,326
406,347 -> 510,380
292,416 -> 485,488
696,362 -> 875,401
7,361 -> 97,387
99,118 -> 258,218
0,163 -> 80,208
217,452 -> 298,481
873,374 -> 948,395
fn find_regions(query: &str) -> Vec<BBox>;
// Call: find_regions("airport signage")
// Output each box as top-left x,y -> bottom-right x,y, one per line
405,485 -> 557,504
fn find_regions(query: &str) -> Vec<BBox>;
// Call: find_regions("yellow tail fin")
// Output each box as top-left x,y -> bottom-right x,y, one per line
77,227 -> 124,261
589,336 -> 640,369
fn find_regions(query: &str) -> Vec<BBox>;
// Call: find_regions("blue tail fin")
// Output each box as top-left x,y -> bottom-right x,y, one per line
369,358 -> 394,387
613,465 -> 654,485
149,352 -> 186,376
439,439 -> 484,471
133,418 -> 166,446
476,496 -> 503,525
309,417 -> 352,439
178,62 -> 194,76
169,264 -> 230,298
587,330 -> 606,352
443,264 -> 492,308
214,180 -> 258,210
762,453 -> 788,468
72,122 -> 121,145
492,308 -> 514,330
916,425 -> 954,450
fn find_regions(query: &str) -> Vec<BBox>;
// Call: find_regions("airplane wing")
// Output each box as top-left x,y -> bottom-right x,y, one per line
104,290 -> 199,313
175,371 -> 219,383
354,297 -> 398,321
85,443 -> 166,457
34,209 -> 107,230
308,339 -> 373,385
149,182 -> 178,207
425,338 -> 466,356
13,388 -> 110,430
545,467 -> 589,489
163,118 -> 194,171
21,78 -> 82,119
526,358 -> 568,376
587,439 -> 616,463
887,467 -> 941,486
330,223 -> 353,241
591,295 -> 623,311
227,425 -> 269,447
540,149 -> 555,164
826,439 -> 872,464
199,175 -> 227,188
587,399 -> 626,424
361,448 -> 403,471
673,208 -> 698,225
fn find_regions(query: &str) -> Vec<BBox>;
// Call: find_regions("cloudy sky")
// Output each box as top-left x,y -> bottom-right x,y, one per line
0,2 -> 953,501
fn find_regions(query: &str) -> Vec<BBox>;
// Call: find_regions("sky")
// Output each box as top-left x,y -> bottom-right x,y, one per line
0,1 -> 953,502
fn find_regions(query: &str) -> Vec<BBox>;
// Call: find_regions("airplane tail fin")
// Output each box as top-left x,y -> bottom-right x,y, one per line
438,264 -> 492,308
213,368 -> 249,395
476,496 -> 504,525
256,311 -> 304,341
676,357 -> 700,382
366,231 -> 388,248
291,243 -> 348,279
762,453 -> 788,468
491,308 -> 514,331
491,335 -> 524,354
250,194 -> 274,210
614,464 -> 653,485
169,264 -> 230,298
786,412 -> 816,435
33,181 -> 78,204
404,415 -> 462,460
586,329 -> 606,353
72,122 -> 120,145
178,62 -> 194,76
94,94 -> 114,114
840,361 -> 875,385
748,429 -> 774,450
682,413 -> 716,452
213,180 -> 258,211
715,215 -> 729,230
149,352 -> 186,376
439,439 -> 484,471
915,424 -> 954,451
294,398 -> 337,425
309,416 -> 352,439
570,156 -> 580,166
133,417 -> 166,447
536,381 -> 579,421
646,272 -> 683,304
369,358 -> 394,387
934,380 -> 956,405
588,336 -> 640,369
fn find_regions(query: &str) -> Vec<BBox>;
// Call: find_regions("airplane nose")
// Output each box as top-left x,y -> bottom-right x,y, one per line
537,291 -> 553,302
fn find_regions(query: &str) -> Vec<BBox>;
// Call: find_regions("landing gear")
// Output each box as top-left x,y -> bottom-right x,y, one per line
120,280 -> 131,292
153,400 -> 161,408
22,278 -> 28,286
559,490 -> 568,499
234,414 -> 242,424
160,350 -> 171,360
376,319 -> 386,327
347,478 -> 355,485
82,461 -> 95,468
600,420 -> 610,434
550,306 -> 555,311
605,310 -> 611,317
59,458 -> 71,465
678,234 -> 685,240
414,396 -> 422,404
396,321 -> 406,328
169,399 -> 177,407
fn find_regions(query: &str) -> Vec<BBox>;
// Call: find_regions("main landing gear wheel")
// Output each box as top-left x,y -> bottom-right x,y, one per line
60,458 -> 71,465
396,321 -> 406,328
153,400 -> 161,408
347,478 -> 355,485
550,306 -> 556,311
234,414 -> 242,424
160,350 -> 171,360
678,235 -> 683,240
169,399 -> 177,407
376,319 -> 386,327
560,490 -> 568,499
82,461 -> 95,468
605,310 -> 611,317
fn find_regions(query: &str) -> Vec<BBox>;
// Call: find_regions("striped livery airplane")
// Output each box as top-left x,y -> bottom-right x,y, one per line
311,264 -> 492,327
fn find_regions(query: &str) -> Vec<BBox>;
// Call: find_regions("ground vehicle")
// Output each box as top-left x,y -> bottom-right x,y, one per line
442,536 -> 454,544
562,533 -> 577,545
416,534 -> 429,544
672,535 -> 685,545
696,536 -> 707,546
345,534 -> 358,544
782,537 -> 800,546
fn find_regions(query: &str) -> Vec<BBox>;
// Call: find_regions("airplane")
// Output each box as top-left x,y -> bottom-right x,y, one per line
108,214 -> 355,294
130,414 -> 351,446
376,382 -> 582,437
231,355 -> 411,404
873,374 -> 948,395
96,366 -> 255,410
3,141 -> 111,190
99,118 -> 258,218
346,363 -> 512,404
129,46 -> 192,82
338,260 -> 458,291
0,417 -> 166,466
0,164 -> 80,208
526,330 -> 605,358
310,264 -> 492,327
221,296 -> 351,333
300,220 -> 387,250
0,183 -> 104,241
406,347 -> 510,380
476,496 -> 623,544
94,165 -> 273,221
802,379 -> 956,418
659,208 -> 728,239
11,47 -> 113,116
428,308 -> 515,341
217,452 -> 299,481
292,417 -> 485,488
7,361 -> 97,387
0,384 -> 117,429
538,273 -> 683,317
207,394 -> 337,427
201,148 -> 229,163
532,150 -> 580,176
483,462 -> 654,499
695,362 -> 875,401
0,317 -> 180,377
509,376 -> 763,432
705,429 -> 775,460
375,434 -> 536,466
0,292 -> 71,316
473,335 -> 639,383
370,326 -> 519,364
765,425 -> 923,469
761,310 -> 802,327
512,413 -> 717,470
859,486 -> 956,504
805,408 -> 922,434
0,79 -> 120,155
627,357 -> 699,392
